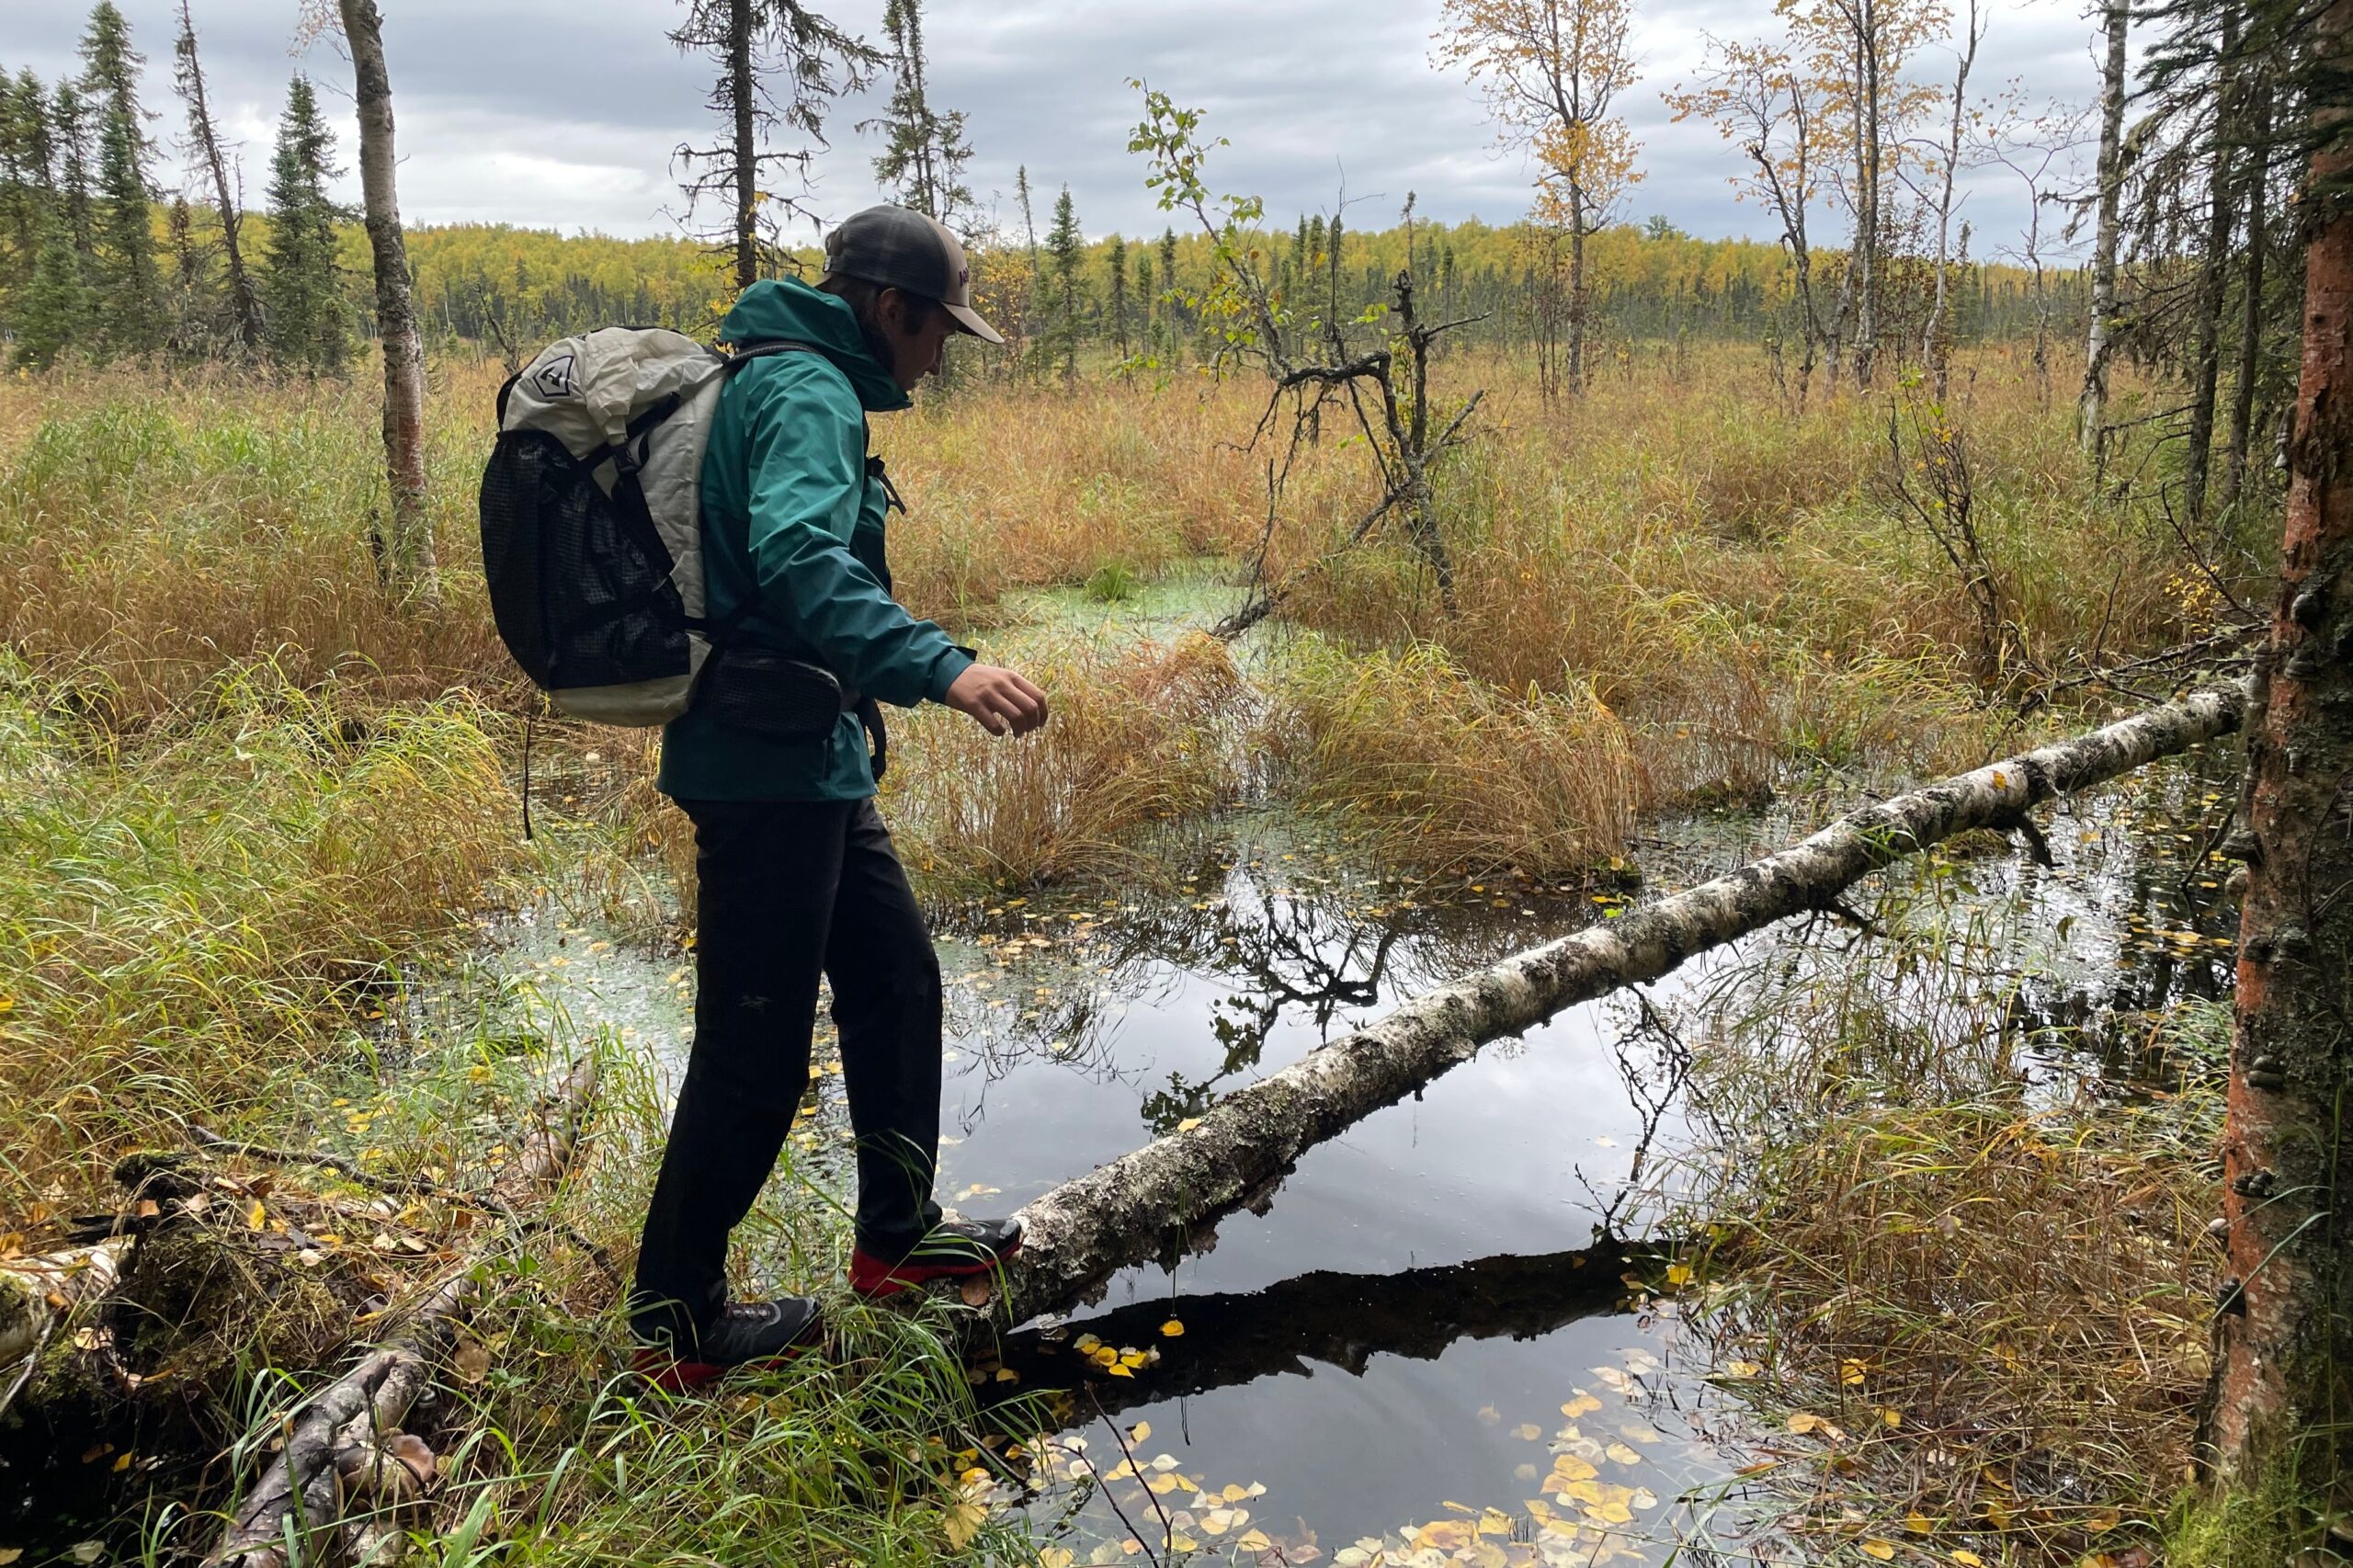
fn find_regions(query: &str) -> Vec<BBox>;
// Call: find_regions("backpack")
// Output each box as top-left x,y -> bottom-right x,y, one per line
477,329 -> 815,725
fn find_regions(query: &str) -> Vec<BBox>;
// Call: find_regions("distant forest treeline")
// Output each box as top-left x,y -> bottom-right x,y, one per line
378,217 -> 2077,358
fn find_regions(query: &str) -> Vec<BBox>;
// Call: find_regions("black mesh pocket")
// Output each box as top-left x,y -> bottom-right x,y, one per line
479,429 -> 689,690
697,650 -> 847,738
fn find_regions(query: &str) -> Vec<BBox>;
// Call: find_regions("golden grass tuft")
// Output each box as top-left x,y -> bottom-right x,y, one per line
1265,636 -> 1642,874
885,633 -> 1246,890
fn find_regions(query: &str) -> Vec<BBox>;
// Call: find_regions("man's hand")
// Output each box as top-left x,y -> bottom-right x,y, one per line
944,664 -> 1049,737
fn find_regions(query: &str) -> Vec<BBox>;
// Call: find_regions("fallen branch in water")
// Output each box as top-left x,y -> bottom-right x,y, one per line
208,1054 -> 598,1568
995,684 -> 2246,1326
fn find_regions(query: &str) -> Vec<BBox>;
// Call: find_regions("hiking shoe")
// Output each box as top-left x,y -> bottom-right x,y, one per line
848,1217 -> 1024,1299
630,1297 -> 823,1392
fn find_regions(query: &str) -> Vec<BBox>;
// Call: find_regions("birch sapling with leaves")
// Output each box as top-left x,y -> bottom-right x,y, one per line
1434,0 -> 1642,395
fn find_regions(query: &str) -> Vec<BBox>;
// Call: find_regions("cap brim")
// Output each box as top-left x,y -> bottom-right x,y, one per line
945,301 -> 1005,345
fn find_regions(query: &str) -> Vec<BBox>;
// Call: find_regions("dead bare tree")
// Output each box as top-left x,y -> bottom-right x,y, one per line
171,0 -> 261,353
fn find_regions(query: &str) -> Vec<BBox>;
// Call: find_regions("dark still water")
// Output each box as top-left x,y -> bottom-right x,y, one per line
500,751 -> 2241,1565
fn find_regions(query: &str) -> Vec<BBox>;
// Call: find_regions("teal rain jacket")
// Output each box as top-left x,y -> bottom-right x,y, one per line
656,278 -> 974,802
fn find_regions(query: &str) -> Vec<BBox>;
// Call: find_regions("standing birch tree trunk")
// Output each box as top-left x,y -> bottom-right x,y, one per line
2080,0 -> 2130,453
336,0 -> 437,606
1918,0 -> 1981,398
2204,0 -> 2353,1524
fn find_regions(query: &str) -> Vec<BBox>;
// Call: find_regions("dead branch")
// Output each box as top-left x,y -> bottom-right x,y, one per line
207,1057 -> 598,1568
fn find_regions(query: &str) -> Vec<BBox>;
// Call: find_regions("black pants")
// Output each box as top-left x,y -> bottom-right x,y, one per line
630,796 -> 944,1343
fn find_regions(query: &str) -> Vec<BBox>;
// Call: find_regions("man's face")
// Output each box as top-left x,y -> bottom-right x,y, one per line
881,289 -> 957,388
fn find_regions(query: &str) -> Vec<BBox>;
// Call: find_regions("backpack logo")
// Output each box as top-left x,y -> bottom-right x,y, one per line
533,353 -> 577,400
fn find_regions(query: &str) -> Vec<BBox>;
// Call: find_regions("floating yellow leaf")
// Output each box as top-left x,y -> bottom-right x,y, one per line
1127,1421 -> 1150,1443
943,1500 -> 985,1550
1478,1508 -> 1512,1537
1512,1423 -> 1542,1440
1562,1394 -> 1602,1418
0,1551 -> 20,1565
1146,1473 -> 1183,1495
1549,1457 -> 1598,1483
1860,1541 -> 1895,1562
1604,1442 -> 1642,1466
1106,1362 -> 1134,1378
1160,1319 -> 1185,1337
1165,1533 -> 1197,1553
1038,1550 -> 1074,1568
1413,1520 -> 1473,1551
1236,1528 -> 1271,1551
993,1368 -> 1019,1384
1585,1501 -> 1634,1526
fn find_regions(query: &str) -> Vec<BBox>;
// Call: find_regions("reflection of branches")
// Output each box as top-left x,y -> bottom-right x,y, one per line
1575,993 -> 1696,1235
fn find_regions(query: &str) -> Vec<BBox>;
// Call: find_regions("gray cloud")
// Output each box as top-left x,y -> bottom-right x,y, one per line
4,0 -> 2103,255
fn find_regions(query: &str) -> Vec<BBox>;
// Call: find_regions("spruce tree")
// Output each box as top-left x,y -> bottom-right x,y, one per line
80,0 -> 163,355
864,0 -> 973,230
51,84 -> 94,262
1046,183 -> 1084,379
17,206 -> 91,368
259,73 -> 347,374
0,72 -> 51,310
1157,224 -> 1178,358
1106,232 -> 1129,359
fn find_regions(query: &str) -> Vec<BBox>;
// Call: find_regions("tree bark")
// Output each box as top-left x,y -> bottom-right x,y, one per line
2081,0 -> 2130,453
209,1057 -> 597,1568
727,0 -> 756,291
2205,0 -> 2353,1513
337,0 -> 438,608
996,685 -> 2246,1326
1566,185 -> 1587,395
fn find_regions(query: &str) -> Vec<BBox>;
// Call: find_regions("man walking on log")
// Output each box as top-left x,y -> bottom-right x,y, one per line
630,207 -> 1045,1392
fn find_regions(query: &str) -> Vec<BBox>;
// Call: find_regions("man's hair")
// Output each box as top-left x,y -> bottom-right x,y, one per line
817,274 -> 939,371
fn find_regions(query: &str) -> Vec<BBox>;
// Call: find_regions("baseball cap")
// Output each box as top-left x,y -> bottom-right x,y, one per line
823,205 -> 1005,345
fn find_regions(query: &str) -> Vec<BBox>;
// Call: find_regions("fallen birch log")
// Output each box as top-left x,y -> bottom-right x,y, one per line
209,1055 -> 598,1568
0,1239 -> 131,1416
999,684 -> 2245,1324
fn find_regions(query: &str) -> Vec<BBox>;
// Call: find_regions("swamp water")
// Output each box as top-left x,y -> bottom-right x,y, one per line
492,736 -> 2239,1567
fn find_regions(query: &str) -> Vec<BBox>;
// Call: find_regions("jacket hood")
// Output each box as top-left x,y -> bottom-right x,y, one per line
720,278 -> 911,413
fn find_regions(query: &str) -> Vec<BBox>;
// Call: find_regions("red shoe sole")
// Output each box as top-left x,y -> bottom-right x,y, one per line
631,1339 -> 816,1393
847,1234 -> 1023,1300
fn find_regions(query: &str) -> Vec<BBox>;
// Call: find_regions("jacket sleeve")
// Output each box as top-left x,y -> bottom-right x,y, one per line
737,359 -> 973,708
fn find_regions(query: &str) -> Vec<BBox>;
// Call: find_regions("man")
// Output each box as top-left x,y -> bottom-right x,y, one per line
629,206 -> 1047,1392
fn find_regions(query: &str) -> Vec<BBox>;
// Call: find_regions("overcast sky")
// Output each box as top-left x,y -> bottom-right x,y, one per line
6,0 -> 2109,258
